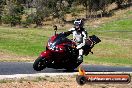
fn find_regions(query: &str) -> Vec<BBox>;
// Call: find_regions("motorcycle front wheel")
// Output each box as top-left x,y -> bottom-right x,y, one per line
33,56 -> 47,71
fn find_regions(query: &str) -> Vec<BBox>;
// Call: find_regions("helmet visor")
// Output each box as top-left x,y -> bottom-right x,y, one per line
74,22 -> 81,26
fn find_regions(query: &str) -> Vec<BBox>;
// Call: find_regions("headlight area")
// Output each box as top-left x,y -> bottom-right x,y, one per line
47,44 -> 64,52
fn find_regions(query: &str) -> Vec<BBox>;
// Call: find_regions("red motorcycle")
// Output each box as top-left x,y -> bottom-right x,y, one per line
33,26 -> 101,71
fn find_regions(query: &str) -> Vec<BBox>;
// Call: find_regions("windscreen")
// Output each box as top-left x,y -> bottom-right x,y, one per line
48,33 -> 71,48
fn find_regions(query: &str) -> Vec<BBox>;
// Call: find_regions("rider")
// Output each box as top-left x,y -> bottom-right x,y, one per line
64,19 -> 88,62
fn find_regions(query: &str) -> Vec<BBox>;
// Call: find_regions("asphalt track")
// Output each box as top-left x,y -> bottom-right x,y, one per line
0,62 -> 132,75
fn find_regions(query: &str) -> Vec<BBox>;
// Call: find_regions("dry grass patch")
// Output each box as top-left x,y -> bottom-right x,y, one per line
0,76 -> 132,88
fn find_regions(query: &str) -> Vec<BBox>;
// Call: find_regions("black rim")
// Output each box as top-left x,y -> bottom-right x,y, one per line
33,57 -> 47,71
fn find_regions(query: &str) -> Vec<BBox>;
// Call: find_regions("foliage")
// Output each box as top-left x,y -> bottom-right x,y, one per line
0,0 -> 131,27
0,0 -> 5,24
1,15 -> 21,25
1,0 -> 24,26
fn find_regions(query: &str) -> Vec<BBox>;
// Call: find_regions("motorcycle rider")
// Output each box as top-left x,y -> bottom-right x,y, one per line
64,19 -> 88,62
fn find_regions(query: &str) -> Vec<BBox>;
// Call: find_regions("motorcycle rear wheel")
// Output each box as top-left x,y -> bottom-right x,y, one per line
33,56 -> 47,71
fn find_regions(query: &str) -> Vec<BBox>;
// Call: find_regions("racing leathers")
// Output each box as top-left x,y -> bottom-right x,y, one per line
64,27 -> 87,62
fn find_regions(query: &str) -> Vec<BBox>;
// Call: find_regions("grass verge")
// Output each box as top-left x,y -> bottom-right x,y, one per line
0,14 -> 132,66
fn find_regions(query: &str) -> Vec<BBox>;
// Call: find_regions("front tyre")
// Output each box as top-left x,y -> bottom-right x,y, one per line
33,57 -> 47,71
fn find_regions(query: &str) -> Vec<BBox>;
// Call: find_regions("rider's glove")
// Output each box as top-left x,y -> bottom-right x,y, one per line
76,45 -> 81,49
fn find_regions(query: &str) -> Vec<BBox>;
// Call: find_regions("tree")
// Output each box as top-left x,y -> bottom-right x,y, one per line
67,0 -> 75,7
1,0 -> 24,26
0,0 -> 5,24
32,0 -> 52,27
75,0 -> 89,18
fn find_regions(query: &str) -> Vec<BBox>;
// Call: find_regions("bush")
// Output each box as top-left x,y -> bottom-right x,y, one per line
2,15 -> 21,26
1,1 -> 24,26
26,14 -> 35,24
21,13 -> 35,27
22,13 -> 43,28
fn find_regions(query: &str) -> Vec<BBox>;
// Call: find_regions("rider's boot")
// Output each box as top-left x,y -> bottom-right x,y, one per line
77,55 -> 83,63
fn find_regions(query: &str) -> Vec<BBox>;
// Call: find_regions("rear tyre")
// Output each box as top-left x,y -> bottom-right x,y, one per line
33,57 -> 47,71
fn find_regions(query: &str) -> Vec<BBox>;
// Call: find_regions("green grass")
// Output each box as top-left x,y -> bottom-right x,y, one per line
84,18 -> 132,66
0,27 -> 53,56
126,10 -> 132,15
0,17 -> 132,66
98,18 -> 132,31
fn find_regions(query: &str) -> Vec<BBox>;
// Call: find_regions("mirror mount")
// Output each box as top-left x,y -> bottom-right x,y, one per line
53,25 -> 57,35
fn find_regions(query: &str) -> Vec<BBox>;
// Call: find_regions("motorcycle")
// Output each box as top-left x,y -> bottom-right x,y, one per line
33,26 -> 101,71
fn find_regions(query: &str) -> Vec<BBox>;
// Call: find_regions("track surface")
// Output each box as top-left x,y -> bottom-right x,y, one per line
0,62 -> 132,75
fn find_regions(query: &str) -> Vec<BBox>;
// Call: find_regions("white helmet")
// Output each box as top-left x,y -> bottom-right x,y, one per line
74,19 -> 84,28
